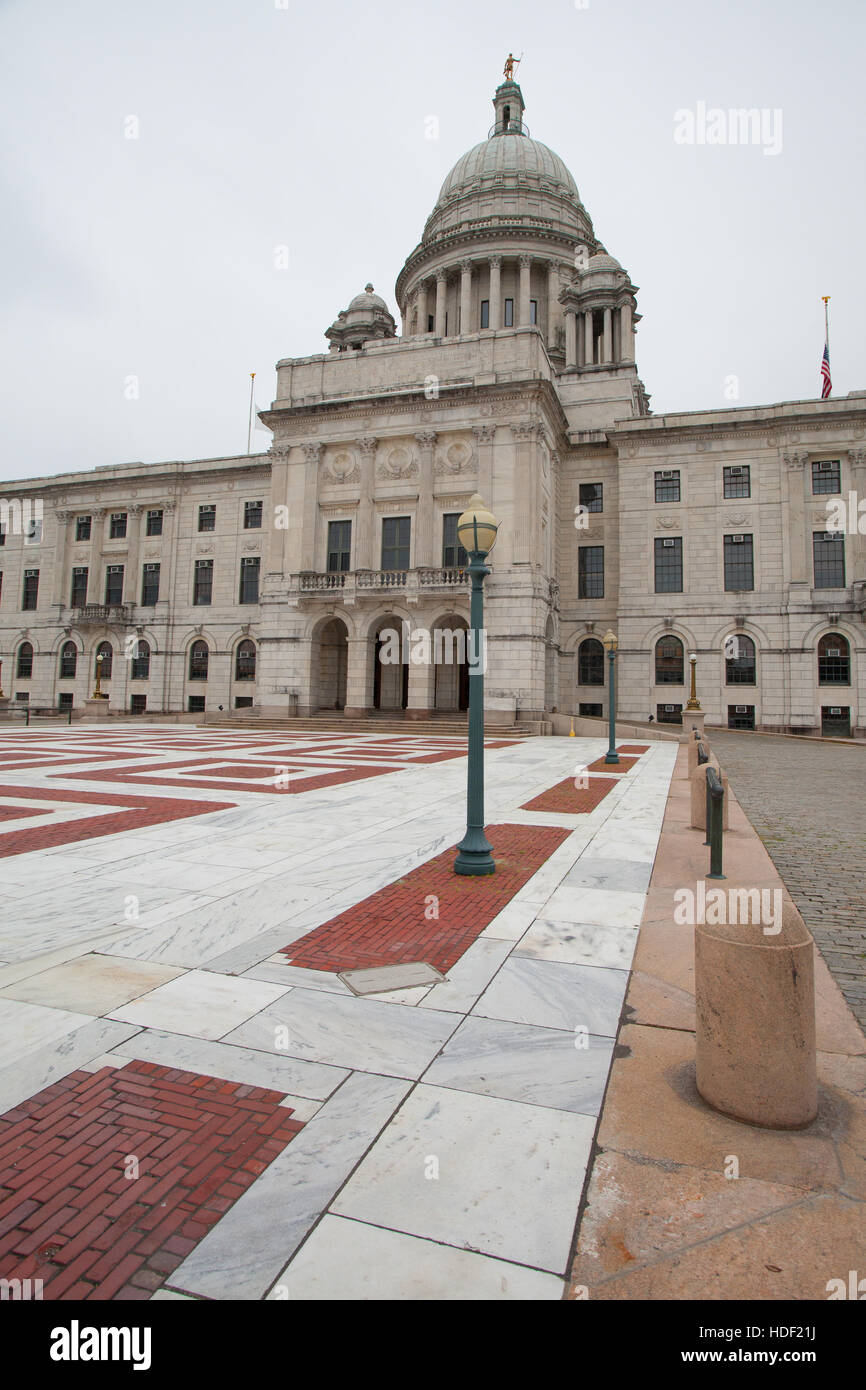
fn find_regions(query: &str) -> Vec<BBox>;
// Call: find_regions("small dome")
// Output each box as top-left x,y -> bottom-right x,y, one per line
347,284 -> 389,312
585,251 -> 622,272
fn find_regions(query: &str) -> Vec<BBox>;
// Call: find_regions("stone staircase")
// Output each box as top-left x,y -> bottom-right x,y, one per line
201,713 -> 544,737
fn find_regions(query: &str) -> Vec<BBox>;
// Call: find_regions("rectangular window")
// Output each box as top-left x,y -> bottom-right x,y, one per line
58,692 -> 74,709
812,460 -> 841,495
656,703 -> 683,725
22,569 -> 39,610
723,465 -> 751,499
381,516 -> 411,571
327,520 -> 352,573
529,299 -> 537,324
130,694 -> 147,715
76,515 -> 91,542
579,482 -> 603,514
654,470 -> 681,503
193,559 -> 213,605
724,534 -> 754,591
146,509 -> 163,537
0,524 -> 5,546
578,545 -> 604,599
198,504 -> 216,532
70,566 -> 88,607
728,704 -> 756,730
578,703 -> 603,718
16,691 -> 29,702
427,313 -> 434,332
141,562 -> 160,606
442,514 -> 468,569
480,299 -> 489,329
239,556 -> 260,604
234,696 -> 254,709
654,537 -> 683,593
813,532 -> 846,588
187,695 -> 206,713
104,564 -> 124,605
0,572 -> 3,603
244,500 -> 263,530
109,512 -> 127,539
504,298 -> 514,327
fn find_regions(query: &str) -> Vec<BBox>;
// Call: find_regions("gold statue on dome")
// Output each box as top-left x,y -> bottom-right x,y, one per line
503,53 -> 521,81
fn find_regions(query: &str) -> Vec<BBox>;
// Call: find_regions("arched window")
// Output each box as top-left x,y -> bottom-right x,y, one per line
235,639 -> 256,681
818,632 -> 850,685
95,641 -> 113,679
189,640 -> 209,681
130,639 -> 150,681
725,634 -> 756,685
655,636 -> 684,684
59,641 -> 77,679
577,638 -> 604,686
16,642 -> 33,679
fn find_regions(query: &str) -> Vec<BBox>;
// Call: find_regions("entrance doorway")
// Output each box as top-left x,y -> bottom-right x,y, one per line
316,618 -> 348,710
372,618 -> 408,710
821,705 -> 851,738
433,618 -> 469,712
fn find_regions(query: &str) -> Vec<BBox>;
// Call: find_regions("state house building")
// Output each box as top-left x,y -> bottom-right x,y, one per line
2,76 -> 864,735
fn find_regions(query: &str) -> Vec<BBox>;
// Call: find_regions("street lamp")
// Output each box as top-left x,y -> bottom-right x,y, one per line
454,493 -> 499,876
602,628 -> 619,765
92,651 -> 105,700
686,651 -> 702,710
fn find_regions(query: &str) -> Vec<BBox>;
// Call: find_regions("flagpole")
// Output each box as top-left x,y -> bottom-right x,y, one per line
246,372 -> 256,454
822,296 -> 830,353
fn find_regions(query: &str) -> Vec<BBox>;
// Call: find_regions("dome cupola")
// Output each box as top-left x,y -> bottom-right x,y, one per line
325,283 -> 397,353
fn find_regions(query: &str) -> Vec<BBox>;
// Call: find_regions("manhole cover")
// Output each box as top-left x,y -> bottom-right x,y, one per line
339,962 -> 446,996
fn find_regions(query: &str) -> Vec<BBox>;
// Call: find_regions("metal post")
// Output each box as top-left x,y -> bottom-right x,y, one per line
454,550 -> 495,875
604,648 -> 620,764
707,767 -> 725,879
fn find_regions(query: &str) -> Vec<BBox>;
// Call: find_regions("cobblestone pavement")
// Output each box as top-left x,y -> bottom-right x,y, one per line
712,730 -> 866,1034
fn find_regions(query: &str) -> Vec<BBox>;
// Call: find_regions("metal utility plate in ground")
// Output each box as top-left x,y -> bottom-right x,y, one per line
339,962 -> 447,996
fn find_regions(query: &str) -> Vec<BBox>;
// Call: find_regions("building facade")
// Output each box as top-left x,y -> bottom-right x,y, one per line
2,76 -> 864,735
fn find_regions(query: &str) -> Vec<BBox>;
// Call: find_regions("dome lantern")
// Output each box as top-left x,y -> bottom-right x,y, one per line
325,284 -> 396,354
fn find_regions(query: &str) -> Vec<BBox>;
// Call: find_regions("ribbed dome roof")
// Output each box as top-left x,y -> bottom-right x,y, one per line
347,283 -> 389,312
435,135 -> 580,205
585,252 -> 622,272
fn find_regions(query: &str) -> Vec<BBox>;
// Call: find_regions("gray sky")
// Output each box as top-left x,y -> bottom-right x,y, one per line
1,0 -> 863,482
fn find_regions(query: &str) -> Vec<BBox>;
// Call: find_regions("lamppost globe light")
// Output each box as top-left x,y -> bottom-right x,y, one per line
690,651 -> 697,662
456,493 -> 499,557
602,628 -> 618,652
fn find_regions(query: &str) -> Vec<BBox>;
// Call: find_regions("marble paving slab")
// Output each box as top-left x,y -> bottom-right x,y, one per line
471,955 -> 629,1038
268,1214 -> 563,1300
514,918 -> 639,970
169,1072 -> 411,1300
331,1084 -> 596,1274
108,970 -> 290,1040
0,953 -> 186,1015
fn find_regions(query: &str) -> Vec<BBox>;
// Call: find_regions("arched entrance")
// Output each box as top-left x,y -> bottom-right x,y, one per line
315,618 -> 348,710
433,616 -> 469,712
372,615 -> 408,711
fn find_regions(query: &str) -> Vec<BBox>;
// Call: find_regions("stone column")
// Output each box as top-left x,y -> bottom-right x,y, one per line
356,438 -> 378,569
584,310 -> 594,366
546,262 -> 559,349
459,260 -> 472,336
620,301 -> 634,362
472,425 -> 496,507
603,307 -> 613,364
489,256 -> 501,330
343,636 -> 371,718
848,447 -> 866,584
510,423 -> 539,564
126,505 -> 142,605
89,509 -> 106,605
564,310 -> 577,367
783,452 -> 809,586
416,280 -> 428,335
434,269 -> 447,337
52,510 -> 70,607
518,255 -> 532,325
301,443 -> 323,569
414,431 -> 437,567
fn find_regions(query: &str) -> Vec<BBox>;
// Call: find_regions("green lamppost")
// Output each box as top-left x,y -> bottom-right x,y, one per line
454,493 -> 499,876
602,628 -> 620,765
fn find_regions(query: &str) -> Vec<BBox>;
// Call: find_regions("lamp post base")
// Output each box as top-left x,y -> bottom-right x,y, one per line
454,827 -> 496,876
604,750 -> 620,765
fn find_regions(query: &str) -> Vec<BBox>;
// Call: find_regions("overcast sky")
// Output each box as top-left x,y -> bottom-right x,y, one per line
1,0 -> 863,483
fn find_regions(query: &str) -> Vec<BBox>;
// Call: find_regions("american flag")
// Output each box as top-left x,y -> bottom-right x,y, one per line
821,342 -> 832,399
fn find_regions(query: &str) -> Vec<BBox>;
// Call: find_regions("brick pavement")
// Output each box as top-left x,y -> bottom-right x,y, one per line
0,1060 -> 304,1300
712,729 -> 866,1033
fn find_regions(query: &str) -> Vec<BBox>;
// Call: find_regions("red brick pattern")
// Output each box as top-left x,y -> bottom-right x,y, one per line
0,1060 -> 304,1300
521,777 -> 619,814
616,744 -> 649,755
0,784 -> 234,858
282,822 -> 570,974
585,755 -> 640,775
